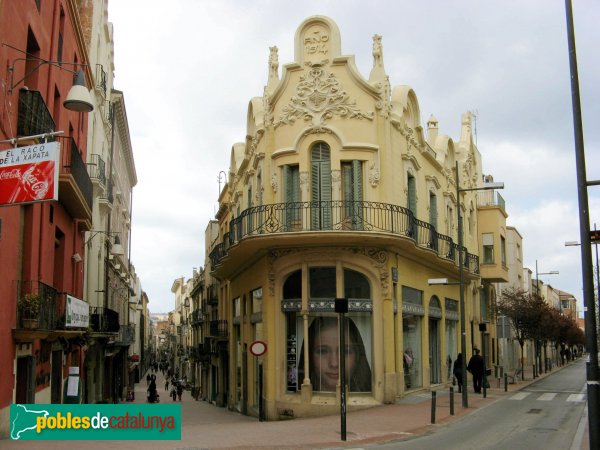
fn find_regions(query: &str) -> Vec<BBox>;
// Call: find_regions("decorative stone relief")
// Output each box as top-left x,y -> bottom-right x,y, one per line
271,173 -> 278,193
369,162 -> 380,187
274,67 -> 374,128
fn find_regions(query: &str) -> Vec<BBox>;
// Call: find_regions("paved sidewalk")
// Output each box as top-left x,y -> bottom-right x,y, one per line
3,361 -> 588,450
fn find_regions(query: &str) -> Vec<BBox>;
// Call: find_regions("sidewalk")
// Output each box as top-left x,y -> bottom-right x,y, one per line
3,361 -> 588,450
120,361 -> 588,449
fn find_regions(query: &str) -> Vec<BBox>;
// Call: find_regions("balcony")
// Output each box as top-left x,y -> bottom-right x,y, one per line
17,89 -> 55,138
56,136 -> 93,229
88,154 -> 107,187
190,309 -> 204,326
206,286 -> 218,306
14,280 -> 88,342
209,320 -> 228,339
116,324 -> 134,346
209,201 -> 479,277
90,307 -> 120,333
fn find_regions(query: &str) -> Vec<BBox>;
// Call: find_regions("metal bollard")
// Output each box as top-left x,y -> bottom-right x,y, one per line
504,373 -> 508,392
431,391 -> 436,424
450,386 -> 454,415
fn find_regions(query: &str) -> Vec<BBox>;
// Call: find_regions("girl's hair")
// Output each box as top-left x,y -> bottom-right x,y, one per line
298,316 -> 372,392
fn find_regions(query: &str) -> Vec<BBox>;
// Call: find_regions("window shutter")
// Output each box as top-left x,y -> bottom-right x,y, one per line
407,175 -> 417,215
429,192 -> 437,228
320,161 -> 332,229
352,160 -> 363,202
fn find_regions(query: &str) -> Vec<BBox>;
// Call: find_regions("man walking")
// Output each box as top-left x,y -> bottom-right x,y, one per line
467,348 -> 484,393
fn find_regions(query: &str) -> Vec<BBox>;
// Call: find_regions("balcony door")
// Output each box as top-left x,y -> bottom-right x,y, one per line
311,143 -> 332,230
342,160 -> 363,230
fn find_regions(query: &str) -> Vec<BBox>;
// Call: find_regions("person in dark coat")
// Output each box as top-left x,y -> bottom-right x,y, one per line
453,353 -> 464,393
467,348 -> 484,393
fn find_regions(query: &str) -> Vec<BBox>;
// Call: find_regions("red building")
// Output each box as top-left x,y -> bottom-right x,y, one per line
0,0 -> 94,436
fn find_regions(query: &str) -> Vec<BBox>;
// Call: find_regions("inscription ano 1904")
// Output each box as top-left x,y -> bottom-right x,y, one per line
304,28 -> 329,56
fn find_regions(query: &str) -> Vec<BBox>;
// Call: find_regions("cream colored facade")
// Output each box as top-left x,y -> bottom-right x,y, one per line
205,16 -> 507,420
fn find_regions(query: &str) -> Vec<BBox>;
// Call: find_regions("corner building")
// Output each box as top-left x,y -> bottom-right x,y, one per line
207,16 -> 506,419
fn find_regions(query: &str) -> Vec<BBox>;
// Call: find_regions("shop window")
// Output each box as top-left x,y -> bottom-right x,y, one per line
284,266 -> 372,393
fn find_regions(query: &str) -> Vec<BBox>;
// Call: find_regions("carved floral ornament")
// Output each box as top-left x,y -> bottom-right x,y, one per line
274,67 -> 374,128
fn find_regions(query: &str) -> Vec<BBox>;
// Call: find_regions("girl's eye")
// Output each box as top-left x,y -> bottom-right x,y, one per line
314,346 -> 331,356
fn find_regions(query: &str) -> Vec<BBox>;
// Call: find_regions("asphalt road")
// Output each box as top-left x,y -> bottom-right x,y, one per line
377,358 -> 588,450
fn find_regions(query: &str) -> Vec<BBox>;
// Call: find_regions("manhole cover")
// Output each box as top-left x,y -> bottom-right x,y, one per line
527,408 -> 542,414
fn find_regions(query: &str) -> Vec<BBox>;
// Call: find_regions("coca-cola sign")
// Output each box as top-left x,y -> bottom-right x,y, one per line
0,142 -> 59,206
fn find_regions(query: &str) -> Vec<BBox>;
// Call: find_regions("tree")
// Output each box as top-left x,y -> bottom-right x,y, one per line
497,288 -> 538,379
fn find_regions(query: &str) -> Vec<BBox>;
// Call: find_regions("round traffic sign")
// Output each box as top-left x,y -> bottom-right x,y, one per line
249,340 -> 267,356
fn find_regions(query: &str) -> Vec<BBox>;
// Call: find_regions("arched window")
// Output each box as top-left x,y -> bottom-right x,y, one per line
283,270 -> 302,299
344,269 -> 370,299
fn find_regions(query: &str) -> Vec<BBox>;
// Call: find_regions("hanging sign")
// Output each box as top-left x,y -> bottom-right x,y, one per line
0,142 -> 59,206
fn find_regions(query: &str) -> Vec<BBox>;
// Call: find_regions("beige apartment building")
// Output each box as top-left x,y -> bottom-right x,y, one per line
204,16 -> 507,420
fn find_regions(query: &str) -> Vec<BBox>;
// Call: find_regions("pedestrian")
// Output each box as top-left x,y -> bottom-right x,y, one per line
171,386 -> 177,401
146,373 -> 150,386
165,379 -> 169,391
177,382 -> 183,401
453,353 -> 463,393
467,348 -> 484,393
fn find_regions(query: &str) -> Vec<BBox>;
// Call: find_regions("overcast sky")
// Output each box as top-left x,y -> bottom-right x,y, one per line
107,0 -> 600,315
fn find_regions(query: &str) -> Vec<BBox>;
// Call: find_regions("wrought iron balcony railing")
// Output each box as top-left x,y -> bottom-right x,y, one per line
56,136 -> 93,212
17,89 -> 55,137
90,306 -> 120,333
16,280 -> 59,330
209,201 -> 479,274
116,324 -> 134,345
209,320 -> 228,339
88,153 -> 107,186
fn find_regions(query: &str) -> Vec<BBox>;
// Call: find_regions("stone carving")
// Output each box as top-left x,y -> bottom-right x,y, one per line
372,34 -> 383,67
275,67 -> 374,128
269,46 -> 279,78
369,162 -> 380,187
271,173 -> 278,193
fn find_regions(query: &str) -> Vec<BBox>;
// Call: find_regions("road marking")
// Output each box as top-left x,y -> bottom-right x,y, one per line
510,392 -> 530,400
566,394 -> 585,402
537,393 -> 557,401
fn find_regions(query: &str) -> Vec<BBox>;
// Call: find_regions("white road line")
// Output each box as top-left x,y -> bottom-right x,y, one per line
509,392 -> 530,400
566,393 -> 586,402
537,393 -> 557,401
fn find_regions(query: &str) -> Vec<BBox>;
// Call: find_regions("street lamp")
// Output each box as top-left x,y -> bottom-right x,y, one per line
535,260 -> 559,297
566,225 -> 600,318
533,261 -> 558,374
453,162 -> 504,408
5,45 -> 94,112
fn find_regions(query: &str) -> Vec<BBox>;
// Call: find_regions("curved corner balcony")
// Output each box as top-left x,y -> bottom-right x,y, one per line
209,201 -> 479,277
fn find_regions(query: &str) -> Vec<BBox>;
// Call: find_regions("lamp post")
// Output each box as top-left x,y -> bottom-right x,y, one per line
454,162 -> 504,408
335,298 -> 349,441
565,2 -> 600,447
534,261 -> 559,374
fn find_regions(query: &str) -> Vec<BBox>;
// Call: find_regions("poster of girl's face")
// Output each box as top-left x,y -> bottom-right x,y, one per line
296,313 -> 372,392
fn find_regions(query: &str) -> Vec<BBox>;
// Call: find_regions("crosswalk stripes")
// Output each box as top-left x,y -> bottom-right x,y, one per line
509,392 -> 585,402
